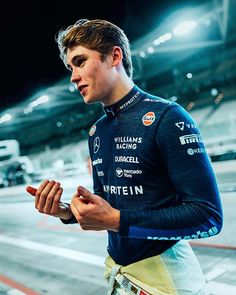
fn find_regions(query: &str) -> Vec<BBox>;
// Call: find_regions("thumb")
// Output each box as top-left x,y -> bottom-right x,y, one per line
26,186 -> 37,196
77,186 -> 97,203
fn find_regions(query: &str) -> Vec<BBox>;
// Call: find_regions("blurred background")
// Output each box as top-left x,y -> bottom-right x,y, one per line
0,0 -> 235,294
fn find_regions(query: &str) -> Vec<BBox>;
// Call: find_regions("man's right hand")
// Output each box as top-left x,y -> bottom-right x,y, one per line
26,179 -> 73,220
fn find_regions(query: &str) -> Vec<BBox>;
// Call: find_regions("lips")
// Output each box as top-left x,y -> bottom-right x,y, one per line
78,85 -> 88,96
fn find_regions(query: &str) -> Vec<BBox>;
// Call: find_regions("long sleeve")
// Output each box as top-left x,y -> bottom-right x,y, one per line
119,105 -> 223,240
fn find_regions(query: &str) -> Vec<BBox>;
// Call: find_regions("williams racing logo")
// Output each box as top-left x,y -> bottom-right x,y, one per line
142,112 -> 155,126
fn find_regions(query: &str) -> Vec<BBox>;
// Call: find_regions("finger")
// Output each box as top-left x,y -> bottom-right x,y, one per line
37,179 -> 50,193
71,194 -> 88,208
80,197 -> 90,204
50,187 -> 63,215
34,180 -> 50,208
44,182 -> 61,213
72,191 -> 80,200
77,186 -> 96,203
70,201 -> 81,221
37,180 -> 56,211
72,192 -> 89,204
26,186 -> 37,196
73,190 -> 89,204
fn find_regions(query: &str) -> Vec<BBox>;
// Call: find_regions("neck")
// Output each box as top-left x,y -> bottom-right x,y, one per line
102,76 -> 134,107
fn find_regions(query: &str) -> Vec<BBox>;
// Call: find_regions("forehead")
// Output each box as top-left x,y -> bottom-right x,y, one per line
66,45 -> 100,64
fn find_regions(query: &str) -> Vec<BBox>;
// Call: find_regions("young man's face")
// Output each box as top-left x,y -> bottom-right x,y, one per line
66,45 -> 116,105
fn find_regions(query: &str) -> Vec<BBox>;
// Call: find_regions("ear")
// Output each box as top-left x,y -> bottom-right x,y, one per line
111,46 -> 123,67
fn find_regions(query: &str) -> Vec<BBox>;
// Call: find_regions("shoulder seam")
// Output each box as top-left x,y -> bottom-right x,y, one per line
91,114 -> 106,126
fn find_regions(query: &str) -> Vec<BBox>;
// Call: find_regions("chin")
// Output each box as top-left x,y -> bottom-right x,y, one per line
83,96 -> 99,105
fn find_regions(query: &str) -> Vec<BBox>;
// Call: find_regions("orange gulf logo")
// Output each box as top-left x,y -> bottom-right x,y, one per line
142,112 -> 155,126
89,125 -> 96,136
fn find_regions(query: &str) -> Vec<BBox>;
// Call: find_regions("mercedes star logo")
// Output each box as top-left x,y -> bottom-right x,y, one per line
93,137 -> 100,153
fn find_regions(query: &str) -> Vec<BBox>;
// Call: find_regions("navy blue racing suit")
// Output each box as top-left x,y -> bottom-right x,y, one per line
65,85 -> 223,266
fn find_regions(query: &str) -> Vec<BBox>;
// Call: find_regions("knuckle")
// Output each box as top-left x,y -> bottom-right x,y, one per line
50,209 -> 56,215
38,208 -> 44,213
40,192 -> 47,198
79,211 -> 86,218
47,195 -> 54,202
53,198 -> 60,204
43,208 -> 50,214
75,214 -> 82,223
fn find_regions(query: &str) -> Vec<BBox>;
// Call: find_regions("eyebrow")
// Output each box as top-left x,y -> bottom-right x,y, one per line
66,54 -> 87,70
73,54 -> 86,64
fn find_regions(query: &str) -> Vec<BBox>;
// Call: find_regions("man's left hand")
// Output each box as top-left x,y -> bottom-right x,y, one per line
70,186 -> 120,232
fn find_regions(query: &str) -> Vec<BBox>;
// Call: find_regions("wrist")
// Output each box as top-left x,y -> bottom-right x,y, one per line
60,203 -> 73,220
110,209 -> 120,232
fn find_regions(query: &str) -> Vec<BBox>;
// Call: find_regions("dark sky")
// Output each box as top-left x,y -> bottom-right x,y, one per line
0,0 -> 206,111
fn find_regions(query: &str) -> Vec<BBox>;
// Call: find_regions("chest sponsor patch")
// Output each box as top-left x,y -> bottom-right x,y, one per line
89,125 -> 96,136
93,137 -> 100,153
175,121 -> 198,131
142,111 -> 155,126
179,134 -> 203,145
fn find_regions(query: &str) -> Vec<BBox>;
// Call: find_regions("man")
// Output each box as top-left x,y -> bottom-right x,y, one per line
26,19 -> 223,295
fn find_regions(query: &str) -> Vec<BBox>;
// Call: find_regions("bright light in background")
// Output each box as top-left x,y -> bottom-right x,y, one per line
169,96 -> 178,102
173,20 -> 198,36
24,95 -> 49,114
186,72 -> 193,79
147,46 -> 154,54
31,95 -> 49,107
139,19 -> 198,58
153,33 -> 172,45
68,83 -> 76,92
56,121 -> 63,128
0,113 -> 12,124
140,32 -> 173,57
211,88 -> 219,96
23,107 -> 33,114
139,51 -> 146,58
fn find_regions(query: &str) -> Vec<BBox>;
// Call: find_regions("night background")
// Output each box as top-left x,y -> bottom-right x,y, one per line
0,1 -> 236,294
0,0 -> 204,110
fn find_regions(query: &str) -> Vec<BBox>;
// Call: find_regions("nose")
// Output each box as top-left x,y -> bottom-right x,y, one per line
70,68 -> 81,84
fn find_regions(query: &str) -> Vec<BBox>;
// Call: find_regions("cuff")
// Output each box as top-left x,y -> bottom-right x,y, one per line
119,209 -> 129,237
60,202 -> 78,224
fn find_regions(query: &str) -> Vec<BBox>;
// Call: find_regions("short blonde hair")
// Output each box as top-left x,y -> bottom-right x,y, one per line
56,19 -> 133,78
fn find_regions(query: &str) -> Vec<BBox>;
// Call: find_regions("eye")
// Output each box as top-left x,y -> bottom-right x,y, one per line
74,56 -> 86,67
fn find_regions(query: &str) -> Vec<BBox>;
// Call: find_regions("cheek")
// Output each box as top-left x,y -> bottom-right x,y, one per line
86,62 -> 113,87
93,68 -> 108,84
84,67 -> 95,78
85,64 -> 101,81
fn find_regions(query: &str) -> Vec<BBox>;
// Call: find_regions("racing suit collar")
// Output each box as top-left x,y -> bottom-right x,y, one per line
103,85 -> 143,118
